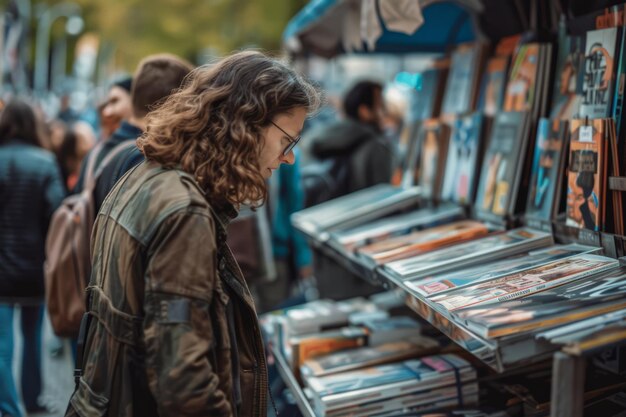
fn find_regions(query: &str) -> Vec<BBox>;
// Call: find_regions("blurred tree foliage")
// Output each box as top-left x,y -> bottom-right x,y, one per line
36,0 -> 307,71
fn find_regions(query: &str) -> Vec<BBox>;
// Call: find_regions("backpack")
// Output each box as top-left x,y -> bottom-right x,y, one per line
301,155 -> 351,208
45,140 -> 137,337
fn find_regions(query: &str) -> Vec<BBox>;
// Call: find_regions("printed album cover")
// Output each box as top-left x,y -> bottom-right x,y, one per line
525,118 -> 569,221
414,121 -> 450,200
406,243 -> 597,297
459,266 -> 626,338
565,119 -> 606,231
410,65 -> 448,121
503,43 -> 540,112
385,228 -> 553,280
441,43 -> 483,116
357,220 -> 490,265
430,254 -> 618,312
441,113 -> 485,205
477,56 -> 509,116
474,111 -> 529,218
579,27 -> 619,119
550,34 -> 586,120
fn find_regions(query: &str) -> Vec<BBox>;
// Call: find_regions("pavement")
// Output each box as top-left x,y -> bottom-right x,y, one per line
10,308 -> 74,417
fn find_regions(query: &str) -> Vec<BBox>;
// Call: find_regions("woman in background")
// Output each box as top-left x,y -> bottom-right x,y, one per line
0,98 -> 65,417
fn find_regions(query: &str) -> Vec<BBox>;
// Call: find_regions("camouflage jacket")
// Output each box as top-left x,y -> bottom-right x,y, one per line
65,161 -> 268,417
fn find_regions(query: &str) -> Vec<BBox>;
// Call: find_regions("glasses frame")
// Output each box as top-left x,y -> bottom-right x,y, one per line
270,120 -> 301,156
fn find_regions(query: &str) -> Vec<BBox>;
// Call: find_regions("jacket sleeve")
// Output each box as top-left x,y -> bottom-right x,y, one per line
143,208 -> 233,417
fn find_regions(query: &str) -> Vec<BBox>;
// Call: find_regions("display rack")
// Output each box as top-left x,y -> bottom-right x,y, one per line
272,346 -> 317,417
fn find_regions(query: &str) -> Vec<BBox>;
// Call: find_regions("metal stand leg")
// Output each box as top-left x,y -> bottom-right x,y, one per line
550,351 -> 585,417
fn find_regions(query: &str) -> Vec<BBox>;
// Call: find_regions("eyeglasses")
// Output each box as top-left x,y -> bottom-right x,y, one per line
270,120 -> 301,156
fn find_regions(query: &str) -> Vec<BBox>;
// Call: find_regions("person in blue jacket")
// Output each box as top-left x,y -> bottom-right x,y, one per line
0,98 -> 65,417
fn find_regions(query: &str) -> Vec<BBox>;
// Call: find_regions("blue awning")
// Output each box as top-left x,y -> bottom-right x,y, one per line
283,0 -> 481,57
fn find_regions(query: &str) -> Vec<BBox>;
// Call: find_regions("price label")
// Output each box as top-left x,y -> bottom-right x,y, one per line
579,126 -> 593,142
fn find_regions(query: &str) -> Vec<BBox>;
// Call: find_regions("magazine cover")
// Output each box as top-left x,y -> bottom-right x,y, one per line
431,254 -> 618,311
474,111 -> 528,217
301,338 -> 440,377
410,65 -> 448,121
550,35 -> 586,120
459,266 -> 626,338
579,27 -> 620,118
385,228 -> 553,280
357,220 -> 490,265
565,119 -> 606,231
441,43 -> 483,116
503,43 -> 540,112
308,354 -> 474,413
477,56 -> 509,116
417,121 -> 450,200
525,118 -> 569,221
441,113 -> 485,205
406,244 -> 597,297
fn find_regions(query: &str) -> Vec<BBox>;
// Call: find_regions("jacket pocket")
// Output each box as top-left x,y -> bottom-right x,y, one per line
69,378 -> 109,417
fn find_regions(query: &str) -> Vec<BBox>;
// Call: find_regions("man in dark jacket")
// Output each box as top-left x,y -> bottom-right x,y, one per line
307,80 -> 395,196
74,54 -> 193,211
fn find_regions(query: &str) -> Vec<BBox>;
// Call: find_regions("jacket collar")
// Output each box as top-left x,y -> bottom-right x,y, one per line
110,121 -> 143,144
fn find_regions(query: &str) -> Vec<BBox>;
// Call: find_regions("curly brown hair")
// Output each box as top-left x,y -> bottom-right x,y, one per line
138,51 -> 321,208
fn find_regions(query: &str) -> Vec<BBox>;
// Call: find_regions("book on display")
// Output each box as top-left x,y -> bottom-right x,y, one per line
440,113 -> 486,205
324,383 -> 479,417
357,220 -> 491,266
306,354 -> 475,415
291,184 -> 422,239
579,27 -> 620,119
474,111 -> 530,219
410,64 -> 448,121
430,254 -> 619,312
525,118 -> 569,222
384,228 -> 553,280
477,56 -> 510,116
406,243 -> 598,298
549,34 -> 585,120
329,204 -> 464,251
458,266 -> 626,338
417,120 -> 450,201
441,42 -> 486,117
565,119 -> 607,231
503,43 -> 541,112
300,338 -> 440,378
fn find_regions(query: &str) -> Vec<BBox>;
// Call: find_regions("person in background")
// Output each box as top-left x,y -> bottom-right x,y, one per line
65,50 -> 320,417
57,121 -> 97,191
99,77 -> 133,139
92,54 -> 193,213
0,98 -> 65,417
305,80 -> 395,198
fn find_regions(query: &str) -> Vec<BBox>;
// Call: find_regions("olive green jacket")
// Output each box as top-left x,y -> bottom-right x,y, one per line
66,161 -> 268,417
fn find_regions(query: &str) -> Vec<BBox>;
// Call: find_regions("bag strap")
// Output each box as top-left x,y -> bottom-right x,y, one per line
83,142 -> 106,191
94,140 -> 138,181
84,140 -> 138,191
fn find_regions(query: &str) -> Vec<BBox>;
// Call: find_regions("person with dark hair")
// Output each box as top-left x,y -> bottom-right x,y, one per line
0,98 -> 65,417
304,79 -> 394,204
86,54 -> 194,213
65,50 -> 320,417
74,57 -> 192,195
99,77 -> 133,139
